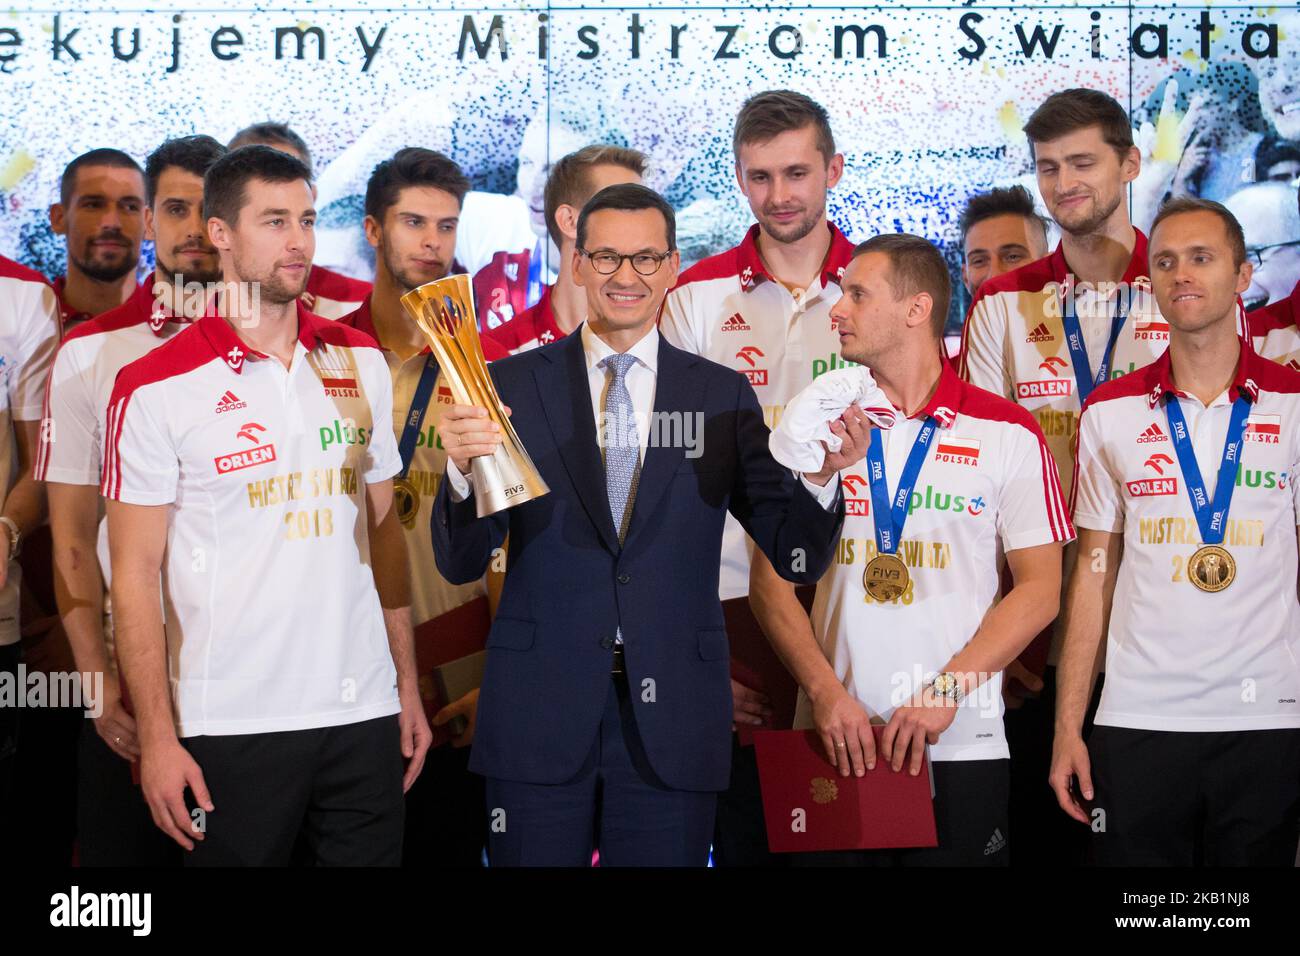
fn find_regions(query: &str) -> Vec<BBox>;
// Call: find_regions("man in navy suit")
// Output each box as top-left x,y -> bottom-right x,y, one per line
432,183 -> 863,866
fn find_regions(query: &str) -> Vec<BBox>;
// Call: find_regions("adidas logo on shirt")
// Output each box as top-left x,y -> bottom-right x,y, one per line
1025,322 -> 1054,343
1136,422 -> 1167,444
984,828 -> 1007,856
721,312 -> 751,332
215,390 -> 247,414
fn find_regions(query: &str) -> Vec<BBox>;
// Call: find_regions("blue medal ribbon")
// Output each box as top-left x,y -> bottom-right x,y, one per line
1061,291 -> 1126,404
1163,394 -> 1251,546
865,418 -> 938,556
397,354 -> 441,479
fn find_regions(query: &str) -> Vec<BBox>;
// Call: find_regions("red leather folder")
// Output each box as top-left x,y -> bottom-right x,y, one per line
753,728 -> 938,853
725,586 -> 814,746
414,595 -> 492,748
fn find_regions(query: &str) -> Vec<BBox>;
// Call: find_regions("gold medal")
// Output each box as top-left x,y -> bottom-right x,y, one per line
394,476 -> 420,530
863,553 -> 910,602
1188,545 -> 1235,593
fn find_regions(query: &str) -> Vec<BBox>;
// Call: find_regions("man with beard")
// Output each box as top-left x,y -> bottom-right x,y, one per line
49,149 -> 146,331
660,89 -> 855,866
37,135 -> 227,865
338,147 -> 492,865
959,186 -> 1051,301
104,145 -> 429,864
957,88 -> 1171,865
229,123 -> 372,319
751,235 -> 1070,866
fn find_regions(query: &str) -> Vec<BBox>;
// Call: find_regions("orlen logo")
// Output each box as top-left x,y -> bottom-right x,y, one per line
1143,453 -> 1174,475
214,422 -> 276,474
736,345 -> 767,386
843,474 -> 870,517
1015,356 -> 1073,399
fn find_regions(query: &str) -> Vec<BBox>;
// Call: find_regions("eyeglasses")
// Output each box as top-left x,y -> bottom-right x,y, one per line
1246,240 -> 1300,267
579,248 -> 673,276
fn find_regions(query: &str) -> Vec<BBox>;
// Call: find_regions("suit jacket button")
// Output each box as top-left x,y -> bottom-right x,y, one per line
617,572 -> 631,584
600,637 -> 615,650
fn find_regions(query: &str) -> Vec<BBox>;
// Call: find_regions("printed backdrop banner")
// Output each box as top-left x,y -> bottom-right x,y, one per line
2,2 -> 1299,328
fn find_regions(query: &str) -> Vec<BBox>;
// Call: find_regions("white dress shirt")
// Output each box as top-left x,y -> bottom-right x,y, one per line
446,322 -> 841,508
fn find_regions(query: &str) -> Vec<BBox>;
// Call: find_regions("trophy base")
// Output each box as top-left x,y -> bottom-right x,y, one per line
470,444 -> 550,517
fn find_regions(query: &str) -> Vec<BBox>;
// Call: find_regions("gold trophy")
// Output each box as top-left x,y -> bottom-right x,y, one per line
400,274 -> 549,516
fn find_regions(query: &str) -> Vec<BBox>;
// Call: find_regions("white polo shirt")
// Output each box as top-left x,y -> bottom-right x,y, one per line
958,230 -> 1170,502
0,255 -> 60,646
661,221 -> 856,600
101,305 -> 403,736
794,363 -> 1073,761
36,279 -> 192,661
1072,346 -> 1300,732
1248,280 -> 1300,373
339,297 -> 486,625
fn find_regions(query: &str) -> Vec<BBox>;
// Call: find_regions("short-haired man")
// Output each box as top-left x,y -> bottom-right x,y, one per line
104,145 -> 430,865
753,234 -> 1070,865
0,253 -> 59,829
660,89 -> 855,866
957,89 -> 1172,865
483,145 -> 646,357
37,135 -> 228,865
1053,198 -> 1300,865
433,183 -> 852,866
49,149 -> 146,331
959,185 -> 1050,300
229,122 -> 372,318
339,146 -> 491,865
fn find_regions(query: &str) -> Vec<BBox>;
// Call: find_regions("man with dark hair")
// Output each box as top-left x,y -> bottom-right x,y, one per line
1054,198 -> 1300,865
49,148 -> 146,330
959,186 -> 1050,299
432,182 -> 851,866
484,145 -> 645,357
228,122 -> 371,318
36,134 -> 227,866
338,147 -> 491,865
105,143 -> 430,865
957,88 -> 1171,865
753,234 -> 1070,865
1248,185 -> 1300,372
661,88 -> 855,866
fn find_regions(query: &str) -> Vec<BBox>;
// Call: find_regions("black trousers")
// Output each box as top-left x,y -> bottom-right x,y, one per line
484,671 -> 717,867
402,742 -> 486,867
77,720 -> 179,866
1003,665 -> 1103,867
182,714 -> 405,867
1090,725 -> 1300,866
793,759 -> 1011,867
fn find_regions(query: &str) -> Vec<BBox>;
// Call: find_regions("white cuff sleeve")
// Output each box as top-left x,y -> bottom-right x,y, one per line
797,470 -> 842,511
446,458 -> 472,502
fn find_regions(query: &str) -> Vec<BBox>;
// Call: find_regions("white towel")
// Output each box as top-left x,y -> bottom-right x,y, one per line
769,366 -> 899,472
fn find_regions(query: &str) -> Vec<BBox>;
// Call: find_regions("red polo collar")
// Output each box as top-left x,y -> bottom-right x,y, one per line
735,221 -> 855,292
198,300 -> 326,374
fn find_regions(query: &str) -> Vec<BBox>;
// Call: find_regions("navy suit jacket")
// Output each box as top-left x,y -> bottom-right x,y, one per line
430,329 -> 845,792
